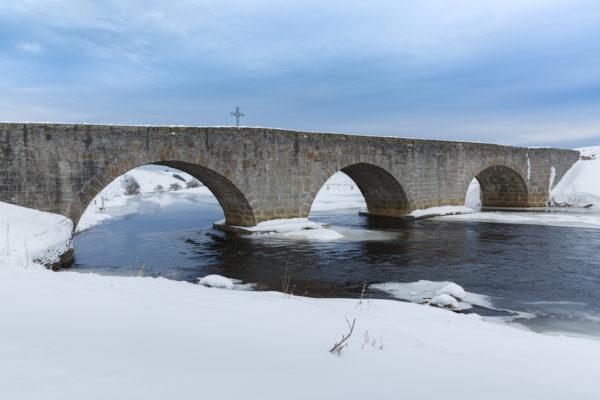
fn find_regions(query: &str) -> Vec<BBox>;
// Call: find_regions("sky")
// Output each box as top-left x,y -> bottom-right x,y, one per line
0,0 -> 599,148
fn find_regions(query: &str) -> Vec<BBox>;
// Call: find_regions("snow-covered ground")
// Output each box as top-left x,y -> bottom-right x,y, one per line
0,202 -> 72,268
1,267 -> 599,400
576,145 -> 600,160
550,146 -> 600,207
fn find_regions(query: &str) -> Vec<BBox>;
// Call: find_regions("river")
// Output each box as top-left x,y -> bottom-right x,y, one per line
72,195 -> 600,339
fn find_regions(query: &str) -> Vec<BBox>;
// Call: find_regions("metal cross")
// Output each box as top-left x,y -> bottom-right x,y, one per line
230,106 -> 245,127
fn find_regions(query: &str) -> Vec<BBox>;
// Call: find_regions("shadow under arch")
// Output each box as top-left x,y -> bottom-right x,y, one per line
307,162 -> 410,217
69,159 -> 257,229
472,165 -> 528,208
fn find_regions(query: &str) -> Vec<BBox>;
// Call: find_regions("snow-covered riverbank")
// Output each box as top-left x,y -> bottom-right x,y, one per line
1,266 -> 599,400
437,207 -> 600,229
550,145 -> 600,207
0,202 -> 73,268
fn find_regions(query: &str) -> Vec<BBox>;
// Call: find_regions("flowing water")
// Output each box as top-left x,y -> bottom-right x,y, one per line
72,197 -> 600,338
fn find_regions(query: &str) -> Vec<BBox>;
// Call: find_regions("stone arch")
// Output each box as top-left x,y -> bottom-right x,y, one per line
67,156 -> 257,230
302,161 -> 410,217
468,165 -> 528,208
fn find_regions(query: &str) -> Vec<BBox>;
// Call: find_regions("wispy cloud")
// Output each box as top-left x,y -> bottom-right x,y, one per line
16,42 -> 41,53
0,0 -> 599,147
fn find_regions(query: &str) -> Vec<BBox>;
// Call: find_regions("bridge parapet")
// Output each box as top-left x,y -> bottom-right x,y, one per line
0,123 -> 580,230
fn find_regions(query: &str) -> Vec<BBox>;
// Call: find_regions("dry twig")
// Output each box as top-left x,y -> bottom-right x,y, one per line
329,318 -> 356,355
282,262 -> 293,294
359,283 -> 366,304
137,262 -> 146,277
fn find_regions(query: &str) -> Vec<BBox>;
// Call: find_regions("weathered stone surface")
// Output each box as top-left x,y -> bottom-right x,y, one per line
0,123 -> 580,230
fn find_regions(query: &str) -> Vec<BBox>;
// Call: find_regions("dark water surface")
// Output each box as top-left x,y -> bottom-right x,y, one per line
72,200 -> 600,338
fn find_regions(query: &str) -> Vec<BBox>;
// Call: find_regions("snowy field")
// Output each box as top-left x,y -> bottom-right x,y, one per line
1,147 -> 599,399
2,267 -> 600,400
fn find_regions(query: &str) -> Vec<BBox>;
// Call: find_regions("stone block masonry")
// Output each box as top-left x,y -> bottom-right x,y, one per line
0,123 -> 579,231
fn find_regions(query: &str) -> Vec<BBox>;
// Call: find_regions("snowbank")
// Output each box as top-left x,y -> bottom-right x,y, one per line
372,280 -> 492,310
0,202 -> 72,268
196,274 -> 236,288
409,205 -> 475,219
438,209 -> 600,229
1,268 -> 599,400
550,147 -> 600,207
430,293 -> 459,308
232,217 -> 327,232
196,274 -> 254,290
436,282 -> 466,300
217,217 -> 344,241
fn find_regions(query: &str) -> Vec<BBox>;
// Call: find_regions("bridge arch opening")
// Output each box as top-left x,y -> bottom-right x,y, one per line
155,161 -> 256,226
310,171 -> 367,213
309,163 -> 410,217
465,165 -> 528,209
71,160 -> 257,232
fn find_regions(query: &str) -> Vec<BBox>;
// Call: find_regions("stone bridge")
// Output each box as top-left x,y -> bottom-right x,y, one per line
0,123 -> 579,230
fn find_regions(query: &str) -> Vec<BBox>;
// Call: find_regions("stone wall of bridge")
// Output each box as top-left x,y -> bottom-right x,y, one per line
0,123 -> 580,229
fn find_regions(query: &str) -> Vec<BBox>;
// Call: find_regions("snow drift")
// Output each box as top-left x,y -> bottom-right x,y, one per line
550,146 -> 600,207
0,202 -> 72,268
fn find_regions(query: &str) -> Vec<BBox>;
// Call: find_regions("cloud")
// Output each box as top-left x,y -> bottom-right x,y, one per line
16,42 -> 41,53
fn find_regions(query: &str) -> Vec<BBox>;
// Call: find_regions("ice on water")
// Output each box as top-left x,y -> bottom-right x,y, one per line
371,280 -> 493,310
